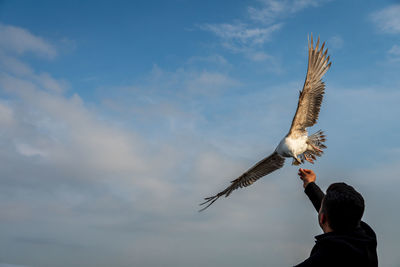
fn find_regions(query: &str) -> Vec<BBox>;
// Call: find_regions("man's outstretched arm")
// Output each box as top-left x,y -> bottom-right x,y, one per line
298,168 -> 325,212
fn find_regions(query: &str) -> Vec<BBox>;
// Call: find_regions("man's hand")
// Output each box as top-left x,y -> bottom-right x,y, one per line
298,168 -> 316,189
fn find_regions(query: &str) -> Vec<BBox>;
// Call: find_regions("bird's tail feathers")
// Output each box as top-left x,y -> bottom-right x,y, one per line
308,130 -> 327,151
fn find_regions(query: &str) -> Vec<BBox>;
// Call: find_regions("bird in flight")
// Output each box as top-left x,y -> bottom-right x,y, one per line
200,34 -> 332,211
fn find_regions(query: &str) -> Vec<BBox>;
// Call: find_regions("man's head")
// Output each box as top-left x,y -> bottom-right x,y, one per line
318,182 -> 365,232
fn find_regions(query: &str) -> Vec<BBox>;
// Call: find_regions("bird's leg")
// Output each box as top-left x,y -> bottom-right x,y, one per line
303,153 -> 314,164
292,156 -> 302,166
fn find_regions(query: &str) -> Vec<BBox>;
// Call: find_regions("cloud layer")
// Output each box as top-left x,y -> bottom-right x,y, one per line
200,0 -> 329,62
0,23 -> 56,59
370,4 -> 400,34
247,0 -> 327,24
1,2 -> 400,266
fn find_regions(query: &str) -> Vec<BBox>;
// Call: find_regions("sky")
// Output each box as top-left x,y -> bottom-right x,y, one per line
0,0 -> 400,266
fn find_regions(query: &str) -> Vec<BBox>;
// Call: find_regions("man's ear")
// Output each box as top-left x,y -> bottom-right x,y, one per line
319,212 -> 327,225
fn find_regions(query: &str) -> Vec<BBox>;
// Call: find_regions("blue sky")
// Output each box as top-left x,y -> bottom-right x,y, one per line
0,1 -> 400,266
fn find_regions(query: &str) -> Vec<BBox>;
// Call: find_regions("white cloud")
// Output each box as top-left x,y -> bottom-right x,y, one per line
187,54 -> 229,66
0,54 -> 67,95
0,102 -> 14,126
201,23 -> 281,47
34,72 -> 67,93
200,22 -> 282,61
0,23 -> 57,58
370,4 -> 400,34
148,64 -> 239,97
0,52 -> 33,76
248,0 -> 328,24
0,23 -> 65,95
1,73 -> 399,267
100,65 -> 241,137
388,44 -> 400,62
0,58 -> 288,265
0,76 -> 148,174
328,35 -> 344,50
201,0 -> 329,62
15,143 -> 47,157
388,45 -> 400,56
246,50 -> 272,61
186,71 -> 239,94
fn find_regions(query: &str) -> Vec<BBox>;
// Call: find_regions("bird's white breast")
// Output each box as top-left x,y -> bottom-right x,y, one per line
276,135 -> 308,157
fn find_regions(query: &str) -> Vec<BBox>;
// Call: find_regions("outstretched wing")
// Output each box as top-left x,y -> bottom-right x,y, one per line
288,34 -> 332,138
199,152 -> 285,211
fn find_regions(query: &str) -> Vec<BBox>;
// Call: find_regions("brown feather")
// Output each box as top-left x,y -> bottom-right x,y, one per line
288,34 -> 332,137
199,152 -> 285,211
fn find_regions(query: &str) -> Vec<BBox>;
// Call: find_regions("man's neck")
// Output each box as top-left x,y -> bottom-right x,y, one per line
322,224 -> 333,233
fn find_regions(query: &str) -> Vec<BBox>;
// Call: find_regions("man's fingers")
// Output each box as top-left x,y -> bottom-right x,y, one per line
298,168 -> 314,179
300,168 -> 313,174
299,168 -> 308,174
298,171 -> 306,180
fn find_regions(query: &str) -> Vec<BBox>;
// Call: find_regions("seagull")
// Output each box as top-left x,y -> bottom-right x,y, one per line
200,34 -> 332,211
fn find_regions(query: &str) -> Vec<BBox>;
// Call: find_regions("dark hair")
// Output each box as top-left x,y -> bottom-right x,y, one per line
321,182 -> 365,231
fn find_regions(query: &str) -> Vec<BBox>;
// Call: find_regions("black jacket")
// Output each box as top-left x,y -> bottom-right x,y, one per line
294,182 -> 378,267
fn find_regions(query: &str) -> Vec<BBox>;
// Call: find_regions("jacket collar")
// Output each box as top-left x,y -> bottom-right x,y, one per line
315,226 -> 364,241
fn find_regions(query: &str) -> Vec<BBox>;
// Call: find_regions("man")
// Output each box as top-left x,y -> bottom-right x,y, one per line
295,168 -> 378,267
